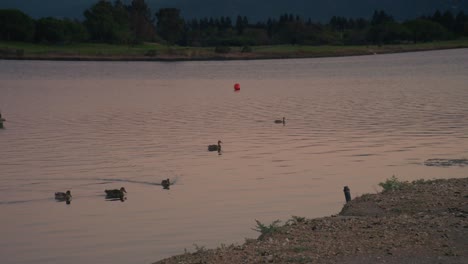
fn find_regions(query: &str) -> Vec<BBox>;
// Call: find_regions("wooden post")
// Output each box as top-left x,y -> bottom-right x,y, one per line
343,186 -> 351,203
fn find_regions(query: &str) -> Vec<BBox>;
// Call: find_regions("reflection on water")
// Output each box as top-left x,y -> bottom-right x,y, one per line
0,49 -> 468,264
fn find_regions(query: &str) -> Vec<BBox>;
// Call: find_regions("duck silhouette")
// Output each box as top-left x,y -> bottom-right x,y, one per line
0,112 -> 5,128
208,140 -> 222,152
105,187 -> 127,199
161,178 -> 170,189
274,117 -> 285,124
55,190 -> 72,204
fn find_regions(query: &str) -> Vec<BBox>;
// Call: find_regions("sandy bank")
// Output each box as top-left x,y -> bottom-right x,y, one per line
154,177 -> 468,264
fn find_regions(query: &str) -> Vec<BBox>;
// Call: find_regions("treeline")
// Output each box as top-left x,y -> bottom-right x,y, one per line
1,0 -> 468,46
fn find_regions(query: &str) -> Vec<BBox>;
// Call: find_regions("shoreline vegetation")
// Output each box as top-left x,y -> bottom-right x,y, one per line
1,40 -> 468,61
2,2 -> 468,62
154,177 -> 468,264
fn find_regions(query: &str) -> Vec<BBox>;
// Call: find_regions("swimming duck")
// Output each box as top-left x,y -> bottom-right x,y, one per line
274,117 -> 285,124
0,113 -> 4,128
55,190 -> 72,202
208,140 -> 222,151
161,178 -> 170,189
105,187 -> 127,199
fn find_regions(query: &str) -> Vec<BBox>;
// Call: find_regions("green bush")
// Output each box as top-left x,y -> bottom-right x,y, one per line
378,175 -> 409,192
252,219 -> 282,239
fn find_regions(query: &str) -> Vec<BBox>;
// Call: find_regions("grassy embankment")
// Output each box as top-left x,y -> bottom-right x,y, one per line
1,39 -> 468,61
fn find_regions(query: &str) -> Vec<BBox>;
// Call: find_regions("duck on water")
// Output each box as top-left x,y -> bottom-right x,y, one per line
105,187 -> 127,200
274,117 -> 285,124
161,178 -> 170,189
0,112 -> 5,128
208,140 -> 222,152
55,190 -> 72,204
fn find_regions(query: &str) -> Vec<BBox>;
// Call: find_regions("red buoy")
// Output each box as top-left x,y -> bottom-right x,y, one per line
234,83 -> 240,91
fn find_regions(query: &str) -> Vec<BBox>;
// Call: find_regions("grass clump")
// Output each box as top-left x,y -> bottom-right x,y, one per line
192,243 -> 206,253
286,215 -> 306,225
379,175 -> 409,192
252,219 -> 282,239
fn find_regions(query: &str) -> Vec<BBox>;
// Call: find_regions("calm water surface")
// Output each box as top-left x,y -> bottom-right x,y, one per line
1,49 -> 468,264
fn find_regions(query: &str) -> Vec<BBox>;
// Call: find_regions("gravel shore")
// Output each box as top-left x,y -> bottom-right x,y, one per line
154,177 -> 468,264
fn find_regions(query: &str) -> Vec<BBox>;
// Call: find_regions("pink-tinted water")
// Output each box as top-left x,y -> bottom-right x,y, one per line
1,49 -> 467,263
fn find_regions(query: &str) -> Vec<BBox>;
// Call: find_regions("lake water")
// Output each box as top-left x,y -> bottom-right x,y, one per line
1,49 -> 467,264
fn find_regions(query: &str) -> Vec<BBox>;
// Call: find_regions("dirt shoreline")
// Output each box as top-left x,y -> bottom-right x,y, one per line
1,45 -> 468,62
154,177 -> 468,264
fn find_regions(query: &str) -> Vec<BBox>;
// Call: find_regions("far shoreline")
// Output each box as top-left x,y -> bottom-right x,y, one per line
1,40 -> 468,62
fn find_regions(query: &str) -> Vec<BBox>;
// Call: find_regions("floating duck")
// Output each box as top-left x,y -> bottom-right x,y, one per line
55,190 -> 72,203
105,187 -> 127,199
274,117 -> 285,124
208,140 -> 222,152
0,112 -> 5,128
161,178 -> 170,189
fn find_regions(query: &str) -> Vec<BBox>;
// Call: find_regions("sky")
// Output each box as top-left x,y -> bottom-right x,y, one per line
0,0 -> 467,22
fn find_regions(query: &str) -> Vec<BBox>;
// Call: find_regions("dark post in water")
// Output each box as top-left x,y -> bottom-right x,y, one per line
343,186 -> 351,203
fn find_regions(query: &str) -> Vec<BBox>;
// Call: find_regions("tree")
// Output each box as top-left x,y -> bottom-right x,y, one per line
112,0 -> 131,41
0,9 -> 35,41
404,19 -> 449,41
35,17 -> 65,43
440,10 -> 455,31
184,18 -> 201,46
130,0 -> 155,43
236,15 -> 249,34
367,22 -> 410,44
329,16 -> 348,31
155,8 -> 184,44
278,19 -> 306,44
83,0 -> 131,43
371,10 -> 394,25
63,19 -> 89,43
432,10 -> 443,24
454,11 -> 467,35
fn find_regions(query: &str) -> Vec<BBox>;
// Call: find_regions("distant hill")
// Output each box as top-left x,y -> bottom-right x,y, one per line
1,0 -> 467,21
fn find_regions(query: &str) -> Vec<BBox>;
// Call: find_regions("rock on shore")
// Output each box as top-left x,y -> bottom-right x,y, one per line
154,178 -> 468,264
